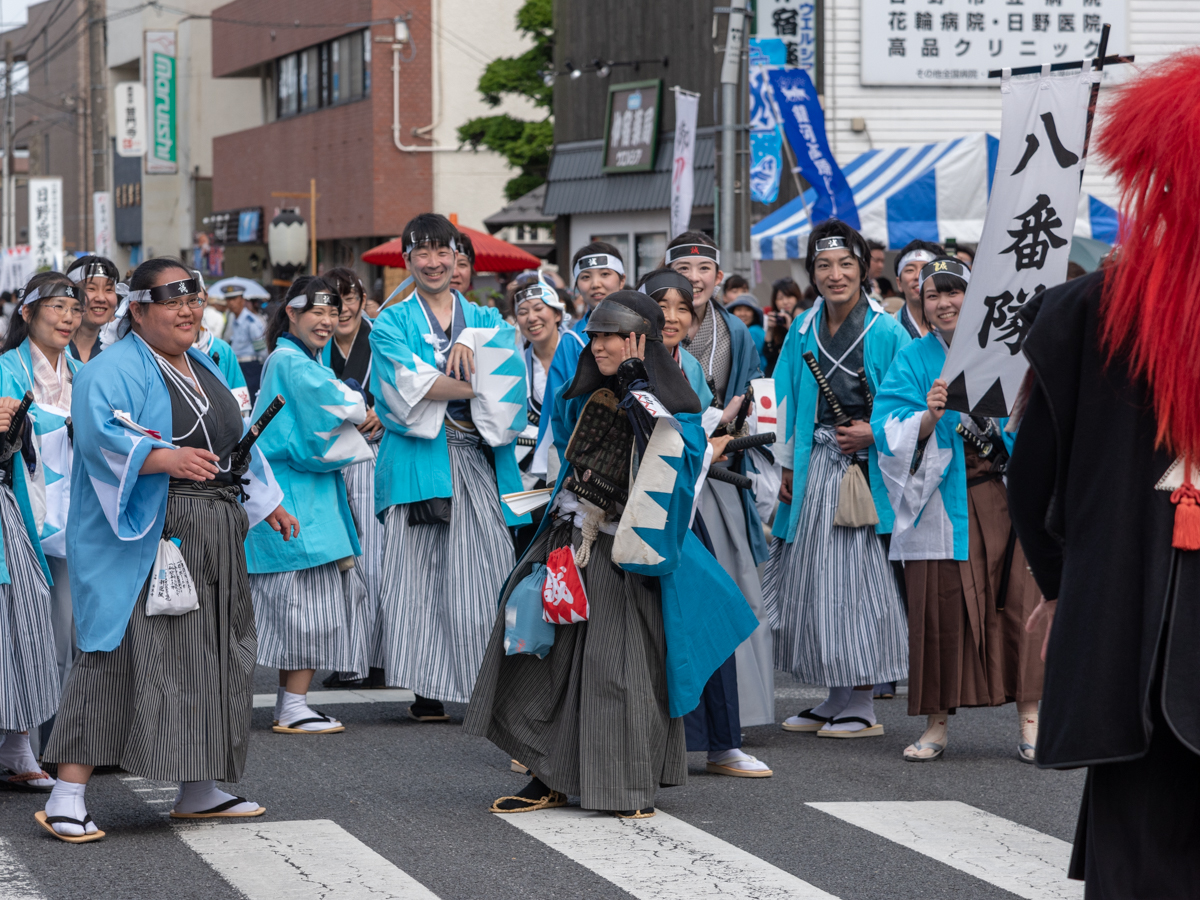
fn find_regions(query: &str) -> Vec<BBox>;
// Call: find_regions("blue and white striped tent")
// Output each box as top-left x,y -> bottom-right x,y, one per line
752,132 -> 1120,259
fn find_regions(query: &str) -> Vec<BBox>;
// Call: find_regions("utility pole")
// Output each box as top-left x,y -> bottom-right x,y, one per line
719,0 -> 748,275
3,40 -> 12,250
88,0 -> 108,250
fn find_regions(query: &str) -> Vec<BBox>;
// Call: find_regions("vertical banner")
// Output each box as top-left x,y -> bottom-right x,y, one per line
767,68 -> 860,228
145,31 -> 177,174
748,40 -> 784,205
115,81 -> 147,157
93,192 -> 113,259
941,67 -> 1095,415
669,87 -> 699,239
28,177 -> 62,271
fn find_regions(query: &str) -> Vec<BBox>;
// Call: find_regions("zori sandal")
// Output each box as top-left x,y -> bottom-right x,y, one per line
34,810 -> 105,843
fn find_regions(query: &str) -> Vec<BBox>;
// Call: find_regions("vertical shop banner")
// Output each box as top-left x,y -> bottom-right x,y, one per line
93,192 -> 113,259
145,31 -> 177,174
115,82 -> 146,157
748,40 -> 784,206
670,87 -> 699,239
767,68 -> 860,228
28,177 -> 62,271
941,67 -> 1095,415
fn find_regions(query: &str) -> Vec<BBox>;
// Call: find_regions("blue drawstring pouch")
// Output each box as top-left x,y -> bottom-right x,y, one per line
503,563 -> 555,658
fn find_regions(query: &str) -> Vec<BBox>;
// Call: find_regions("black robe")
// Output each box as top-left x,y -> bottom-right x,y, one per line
1008,270 -> 1200,896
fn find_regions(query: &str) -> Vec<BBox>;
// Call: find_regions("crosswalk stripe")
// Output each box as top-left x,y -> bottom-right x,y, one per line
0,837 -> 47,900
175,819 -> 442,900
807,801 -> 1082,900
251,688 -> 416,708
501,807 -> 840,899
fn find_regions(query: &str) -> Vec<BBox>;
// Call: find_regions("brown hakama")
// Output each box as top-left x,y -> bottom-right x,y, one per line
904,447 -> 1044,716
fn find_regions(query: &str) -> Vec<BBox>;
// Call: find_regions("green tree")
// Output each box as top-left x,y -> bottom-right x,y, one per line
457,0 -> 554,201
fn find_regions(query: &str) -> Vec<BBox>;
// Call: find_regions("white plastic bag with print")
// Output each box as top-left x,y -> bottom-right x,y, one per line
145,537 -> 200,616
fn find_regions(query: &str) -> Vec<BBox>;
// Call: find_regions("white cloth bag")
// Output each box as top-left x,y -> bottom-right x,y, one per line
145,538 -> 200,616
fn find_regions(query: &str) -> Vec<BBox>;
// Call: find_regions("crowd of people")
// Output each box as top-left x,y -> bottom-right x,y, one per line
2,50 -> 1198,896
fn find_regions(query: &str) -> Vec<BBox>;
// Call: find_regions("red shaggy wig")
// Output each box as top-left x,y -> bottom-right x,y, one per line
1096,49 -> 1200,461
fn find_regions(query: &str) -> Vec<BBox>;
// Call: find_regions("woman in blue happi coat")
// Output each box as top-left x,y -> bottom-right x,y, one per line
0,273 -> 84,794
247,276 -> 374,736
466,290 -> 758,819
871,256 -> 1043,763
40,258 -> 295,841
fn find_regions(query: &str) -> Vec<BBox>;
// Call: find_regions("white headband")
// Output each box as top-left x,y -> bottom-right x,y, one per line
572,253 -> 625,282
67,263 -> 114,284
98,283 -> 133,346
287,290 -> 336,309
897,249 -> 937,276
514,278 -> 565,313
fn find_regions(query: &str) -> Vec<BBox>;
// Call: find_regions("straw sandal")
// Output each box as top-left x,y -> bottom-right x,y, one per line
3,770 -> 55,793
489,789 -> 568,814
816,716 -> 885,738
272,712 -> 345,734
170,798 -> 267,819
34,810 -> 105,844
781,708 -> 830,733
612,807 -> 655,819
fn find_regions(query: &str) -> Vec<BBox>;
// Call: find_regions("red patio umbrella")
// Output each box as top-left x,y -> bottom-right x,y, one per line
361,224 -> 541,273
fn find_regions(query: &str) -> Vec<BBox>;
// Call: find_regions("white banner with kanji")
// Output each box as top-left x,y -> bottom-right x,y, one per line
670,88 -> 699,239
941,64 -> 1097,416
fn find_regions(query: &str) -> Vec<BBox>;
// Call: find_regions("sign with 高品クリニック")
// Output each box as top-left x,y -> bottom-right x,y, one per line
28,177 -> 62,271
114,82 -> 146,157
145,30 -> 177,173
941,66 -> 1096,416
860,0 -> 1127,87
603,80 -> 662,173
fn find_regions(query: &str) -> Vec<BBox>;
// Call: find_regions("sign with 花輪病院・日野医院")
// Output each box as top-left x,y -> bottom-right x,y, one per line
602,80 -> 662,174
145,30 -> 177,174
114,82 -> 146,158
860,0 -> 1127,87
940,66 -> 1097,416
28,177 -> 62,272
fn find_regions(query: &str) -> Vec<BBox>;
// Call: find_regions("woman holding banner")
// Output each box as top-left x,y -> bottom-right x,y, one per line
871,257 -> 1043,762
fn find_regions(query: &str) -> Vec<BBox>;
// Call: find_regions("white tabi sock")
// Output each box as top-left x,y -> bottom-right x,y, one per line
809,686 -> 853,720
173,780 -> 259,815
707,748 -> 771,773
824,688 -> 876,732
0,732 -> 52,784
279,691 -> 342,731
45,779 -> 96,836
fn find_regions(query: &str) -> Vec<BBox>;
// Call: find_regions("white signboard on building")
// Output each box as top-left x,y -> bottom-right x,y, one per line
115,81 -> 146,157
144,31 -> 177,174
93,191 -> 113,259
861,0 -> 1128,87
758,0 -> 818,78
28,177 -> 62,272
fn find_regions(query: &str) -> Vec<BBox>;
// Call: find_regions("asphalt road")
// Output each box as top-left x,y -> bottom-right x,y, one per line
0,668 -> 1085,900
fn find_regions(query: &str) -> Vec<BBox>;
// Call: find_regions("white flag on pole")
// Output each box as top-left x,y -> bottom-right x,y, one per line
670,88 -> 699,239
941,64 -> 1098,416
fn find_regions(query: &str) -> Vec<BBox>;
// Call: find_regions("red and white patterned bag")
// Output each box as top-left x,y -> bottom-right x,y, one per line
541,544 -> 590,624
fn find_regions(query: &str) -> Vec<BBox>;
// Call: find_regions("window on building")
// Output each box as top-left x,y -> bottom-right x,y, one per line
590,233 -> 631,270
635,232 -> 667,280
275,30 -> 370,119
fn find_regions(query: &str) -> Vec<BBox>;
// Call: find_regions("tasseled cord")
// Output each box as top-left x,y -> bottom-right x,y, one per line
1171,482 -> 1200,551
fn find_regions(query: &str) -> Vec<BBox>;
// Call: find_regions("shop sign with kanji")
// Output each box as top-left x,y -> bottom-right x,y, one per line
861,0 -> 1126,86
941,65 -> 1095,415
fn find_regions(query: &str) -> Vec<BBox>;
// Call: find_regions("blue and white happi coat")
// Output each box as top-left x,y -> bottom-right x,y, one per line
0,340 -> 81,563
194,329 -> 251,414
547,383 -> 759,717
871,332 -> 1014,562
67,333 -> 282,652
772,295 -> 912,542
369,290 -> 529,526
245,335 -> 372,574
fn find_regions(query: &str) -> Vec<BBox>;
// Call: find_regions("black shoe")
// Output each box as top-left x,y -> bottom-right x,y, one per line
365,667 -> 388,689
322,671 -> 365,689
408,694 -> 449,722
490,777 -> 568,813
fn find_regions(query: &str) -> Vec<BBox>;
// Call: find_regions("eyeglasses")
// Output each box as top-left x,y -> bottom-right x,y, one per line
43,302 -> 84,317
156,297 -> 207,311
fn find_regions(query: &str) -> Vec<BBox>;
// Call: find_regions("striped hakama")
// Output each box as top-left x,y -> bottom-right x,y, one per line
0,484 -> 57,732
374,428 -> 514,703
43,482 -> 255,782
696,475 -> 775,727
466,528 -> 686,812
342,441 -> 385,668
765,427 -> 908,687
250,559 -> 370,676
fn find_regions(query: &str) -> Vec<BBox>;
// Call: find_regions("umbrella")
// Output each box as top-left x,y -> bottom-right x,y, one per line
207,276 -> 271,300
362,224 -> 541,272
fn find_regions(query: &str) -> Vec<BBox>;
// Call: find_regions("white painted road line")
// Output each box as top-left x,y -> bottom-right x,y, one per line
502,807 -> 840,899
120,774 -> 179,817
0,837 -> 48,900
176,819 -> 442,900
808,801 -> 1082,900
251,688 -> 416,708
